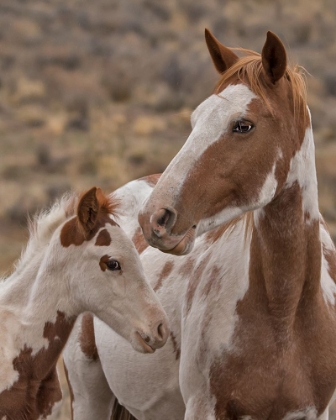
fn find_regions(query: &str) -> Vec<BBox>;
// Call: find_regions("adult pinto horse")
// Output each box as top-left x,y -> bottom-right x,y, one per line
65,30 -> 336,419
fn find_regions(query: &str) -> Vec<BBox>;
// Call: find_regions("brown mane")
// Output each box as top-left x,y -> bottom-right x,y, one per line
214,48 -> 308,121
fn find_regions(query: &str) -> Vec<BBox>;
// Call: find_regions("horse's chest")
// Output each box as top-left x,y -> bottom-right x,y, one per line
208,326 -> 336,419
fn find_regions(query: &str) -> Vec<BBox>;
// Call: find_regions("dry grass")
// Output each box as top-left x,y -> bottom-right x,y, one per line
1,0 -> 336,418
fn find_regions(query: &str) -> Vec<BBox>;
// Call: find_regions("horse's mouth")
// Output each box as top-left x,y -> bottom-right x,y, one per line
135,332 -> 155,354
161,225 -> 197,256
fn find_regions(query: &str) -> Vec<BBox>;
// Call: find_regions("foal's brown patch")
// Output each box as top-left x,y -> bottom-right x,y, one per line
95,229 -> 112,246
61,214 -> 117,247
61,187 -> 119,248
99,255 -> 110,272
0,311 -> 75,420
79,313 -> 99,361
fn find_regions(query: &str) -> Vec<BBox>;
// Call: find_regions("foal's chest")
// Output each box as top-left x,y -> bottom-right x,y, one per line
0,365 -> 61,420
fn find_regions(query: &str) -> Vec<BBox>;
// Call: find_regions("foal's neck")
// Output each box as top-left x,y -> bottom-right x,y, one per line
252,127 -> 321,326
0,254 -> 76,375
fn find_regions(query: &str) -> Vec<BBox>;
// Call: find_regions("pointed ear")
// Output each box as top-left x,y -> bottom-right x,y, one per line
261,31 -> 287,84
77,187 -> 100,233
205,28 -> 238,74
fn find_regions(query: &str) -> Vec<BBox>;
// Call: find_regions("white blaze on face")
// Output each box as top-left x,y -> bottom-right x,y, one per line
157,84 -> 257,201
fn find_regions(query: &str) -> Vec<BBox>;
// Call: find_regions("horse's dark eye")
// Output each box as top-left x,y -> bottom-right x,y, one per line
106,259 -> 121,271
233,121 -> 253,133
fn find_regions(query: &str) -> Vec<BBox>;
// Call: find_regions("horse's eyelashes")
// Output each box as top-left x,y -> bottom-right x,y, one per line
232,120 -> 254,134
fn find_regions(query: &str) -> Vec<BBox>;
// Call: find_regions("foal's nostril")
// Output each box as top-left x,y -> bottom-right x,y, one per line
144,335 -> 150,343
157,323 -> 164,340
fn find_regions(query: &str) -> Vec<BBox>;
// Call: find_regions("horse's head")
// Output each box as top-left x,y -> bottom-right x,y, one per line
49,187 -> 169,353
139,30 -> 313,255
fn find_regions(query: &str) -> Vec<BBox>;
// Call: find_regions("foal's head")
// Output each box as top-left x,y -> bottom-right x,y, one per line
46,187 -> 169,353
140,30 -> 314,254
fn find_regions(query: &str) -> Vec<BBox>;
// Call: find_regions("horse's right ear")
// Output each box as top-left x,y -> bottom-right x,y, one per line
205,28 -> 239,74
77,187 -> 100,234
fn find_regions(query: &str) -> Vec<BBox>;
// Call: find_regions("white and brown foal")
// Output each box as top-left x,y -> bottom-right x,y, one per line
64,31 -> 336,419
0,187 -> 168,420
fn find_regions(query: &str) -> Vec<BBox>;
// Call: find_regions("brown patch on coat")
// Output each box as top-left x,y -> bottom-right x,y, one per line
79,313 -> 99,361
0,311 -> 75,420
61,214 -> 117,247
61,187 -> 119,248
95,228 -> 112,246
138,174 -> 161,187
153,260 -> 174,292
99,255 -> 110,272
185,257 -> 208,314
209,185 -> 336,418
132,226 -> 148,254
201,266 -> 221,298
111,398 -> 137,420
170,332 -> 181,360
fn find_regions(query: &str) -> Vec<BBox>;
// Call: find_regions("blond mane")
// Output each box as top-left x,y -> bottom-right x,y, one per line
215,48 -> 308,121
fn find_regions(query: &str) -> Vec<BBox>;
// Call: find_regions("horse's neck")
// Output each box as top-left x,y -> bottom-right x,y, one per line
251,127 -> 321,327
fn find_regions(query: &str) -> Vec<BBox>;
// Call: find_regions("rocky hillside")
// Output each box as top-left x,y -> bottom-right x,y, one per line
1,0 -> 336,269
1,0 -> 336,417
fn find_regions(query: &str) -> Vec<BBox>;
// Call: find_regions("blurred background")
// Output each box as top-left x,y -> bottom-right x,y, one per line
0,0 -> 336,418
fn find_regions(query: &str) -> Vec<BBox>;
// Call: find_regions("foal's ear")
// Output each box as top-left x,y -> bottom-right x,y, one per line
205,28 -> 238,74
77,187 -> 100,233
261,31 -> 287,85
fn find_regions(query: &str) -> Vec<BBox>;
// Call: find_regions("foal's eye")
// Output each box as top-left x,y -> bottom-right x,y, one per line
106,259 -> 121,271
232,120 -> 254,134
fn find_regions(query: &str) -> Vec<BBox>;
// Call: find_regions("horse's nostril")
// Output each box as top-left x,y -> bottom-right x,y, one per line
144,335 -> 150,343
153,208 -> 177,235
156,209 -> 170,227
157,323 -> 164,340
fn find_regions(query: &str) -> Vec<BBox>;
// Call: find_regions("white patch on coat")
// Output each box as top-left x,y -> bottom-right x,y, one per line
113,179 -> 154,238
285,126 -> 319,223
180,220 -> 251,411
282,407 -> 317,420
320,220 -> 336,306
155,84 -> 257,203
321,254 -> 336,305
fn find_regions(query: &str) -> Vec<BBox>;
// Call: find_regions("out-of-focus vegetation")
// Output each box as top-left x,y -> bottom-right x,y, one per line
1,0 -> 336,417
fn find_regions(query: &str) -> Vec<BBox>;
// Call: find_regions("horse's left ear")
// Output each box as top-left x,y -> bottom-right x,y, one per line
261,31 -> 287,84
77,187 -> 100,233
205,28 -> 239,74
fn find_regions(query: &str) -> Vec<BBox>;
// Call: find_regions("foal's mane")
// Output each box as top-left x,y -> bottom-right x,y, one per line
215,48 -> 308,121
14,193 -> 79,273
15,189 -> 119,273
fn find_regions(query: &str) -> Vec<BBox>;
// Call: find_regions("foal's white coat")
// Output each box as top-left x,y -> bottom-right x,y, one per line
0,188 -> 168,420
